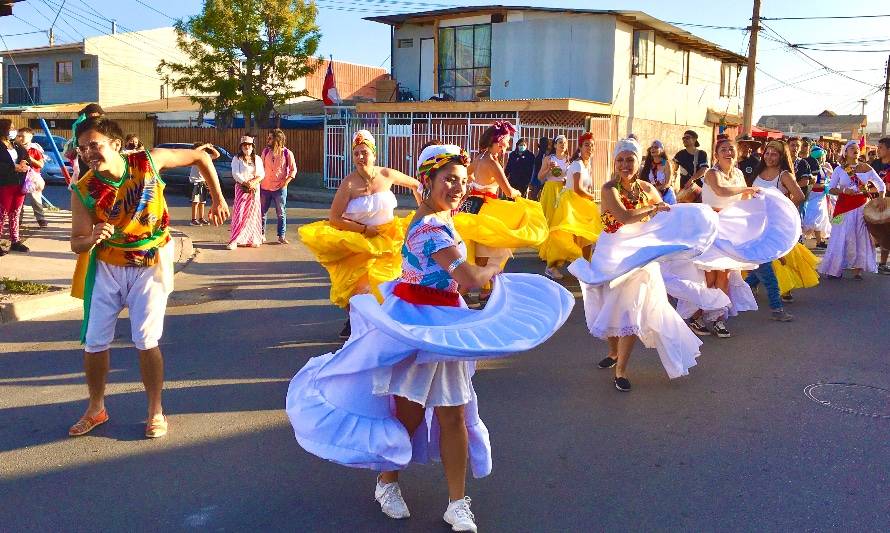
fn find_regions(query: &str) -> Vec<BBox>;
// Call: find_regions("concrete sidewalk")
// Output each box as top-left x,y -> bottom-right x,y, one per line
0,206 -> 192,323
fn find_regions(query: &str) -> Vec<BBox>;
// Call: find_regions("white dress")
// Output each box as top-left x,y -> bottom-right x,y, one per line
802,164 -> 833,237
286,215 -> 574,476
343,190 -> 397,226
818,166 -> 885,276
663,188 -> 801,321
568,204 -> 720,379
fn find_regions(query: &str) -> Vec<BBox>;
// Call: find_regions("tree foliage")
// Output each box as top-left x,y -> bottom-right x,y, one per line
159,0 -> 321,128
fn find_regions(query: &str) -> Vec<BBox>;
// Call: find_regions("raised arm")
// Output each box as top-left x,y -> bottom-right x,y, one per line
431,244 -> 500,290
150,147 -> 229,225
537,156 -> 554,182
600,182 -> 668,225
381,167 -> 423,205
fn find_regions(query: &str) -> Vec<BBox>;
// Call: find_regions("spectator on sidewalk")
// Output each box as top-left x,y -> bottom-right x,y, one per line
122,133 -> 144,155
260,129 -> 297,244
505,137 -> 535,197
0,119 -> 32,256
189,142 -> 221,226
529,136 -> 551,201
228,135 -> 265,249
67,116 -> 229,439
16,127 -> 49,228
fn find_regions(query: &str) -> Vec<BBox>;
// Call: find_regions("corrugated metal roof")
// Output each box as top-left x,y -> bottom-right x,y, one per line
365,5 -> 747,64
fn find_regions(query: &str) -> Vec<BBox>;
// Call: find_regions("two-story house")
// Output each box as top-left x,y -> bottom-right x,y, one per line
323,6 -> 747,196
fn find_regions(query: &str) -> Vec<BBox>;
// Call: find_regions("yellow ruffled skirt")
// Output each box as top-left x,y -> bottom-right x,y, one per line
539,181 -> 563,222
453,197 -> 548,266
773,243 -> 820,294
538,190 -> 603,266
298,214 -> 412,308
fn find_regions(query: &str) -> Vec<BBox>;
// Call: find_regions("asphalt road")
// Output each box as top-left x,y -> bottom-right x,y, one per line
1,186 -> 889,531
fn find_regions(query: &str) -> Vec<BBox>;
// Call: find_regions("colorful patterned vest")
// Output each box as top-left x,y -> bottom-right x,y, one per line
72,151 -> 171,267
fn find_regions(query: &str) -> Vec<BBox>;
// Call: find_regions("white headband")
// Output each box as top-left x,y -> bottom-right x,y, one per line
416,144 -> 465,173
843,140 -> 859,153
613,137 -> 642,160
554,135 -> 567,143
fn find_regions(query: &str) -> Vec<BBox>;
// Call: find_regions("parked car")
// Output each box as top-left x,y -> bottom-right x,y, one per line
31,134 -> 74,184
154,143 -> 234,191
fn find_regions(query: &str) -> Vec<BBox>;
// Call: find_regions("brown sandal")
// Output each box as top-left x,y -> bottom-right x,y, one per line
68,409 -> 109,437
145,415 -> 168,439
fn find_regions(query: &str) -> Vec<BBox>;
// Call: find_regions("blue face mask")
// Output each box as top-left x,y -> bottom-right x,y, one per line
517,145 -> 527,152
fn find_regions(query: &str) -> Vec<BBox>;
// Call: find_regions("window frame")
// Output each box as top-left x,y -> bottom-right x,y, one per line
437,23 -> 492,101
55,60 -> 73,84
679,50 -> 690,85
632,29 -> 656,77
720,62 -> 740,97
80,58 -> 93,70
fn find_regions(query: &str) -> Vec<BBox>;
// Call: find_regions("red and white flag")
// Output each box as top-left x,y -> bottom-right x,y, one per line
322,60 -> 341,106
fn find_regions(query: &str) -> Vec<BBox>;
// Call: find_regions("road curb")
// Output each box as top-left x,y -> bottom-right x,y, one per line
0,230 -> 195,325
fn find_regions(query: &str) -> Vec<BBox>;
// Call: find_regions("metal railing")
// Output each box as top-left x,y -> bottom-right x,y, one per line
6,86 -> 40,105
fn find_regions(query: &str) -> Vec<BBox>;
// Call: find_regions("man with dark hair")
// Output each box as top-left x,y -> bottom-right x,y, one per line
736,134 -> 762,186
673,130 -> 709,201
67,116 -> 230,439
505,137 -> 535,197
870,136 -> 890,274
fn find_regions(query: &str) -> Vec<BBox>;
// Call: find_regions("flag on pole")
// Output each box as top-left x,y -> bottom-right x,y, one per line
322,59 -> 341,106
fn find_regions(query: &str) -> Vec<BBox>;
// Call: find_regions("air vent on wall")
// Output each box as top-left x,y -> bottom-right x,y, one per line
397,38 -> 414,48
491,13 -> 505,23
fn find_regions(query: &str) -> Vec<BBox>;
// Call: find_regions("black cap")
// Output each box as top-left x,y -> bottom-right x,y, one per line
735,133 -> 762,146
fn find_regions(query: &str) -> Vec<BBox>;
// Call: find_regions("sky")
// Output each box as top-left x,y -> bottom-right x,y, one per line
1,0 -> 888,129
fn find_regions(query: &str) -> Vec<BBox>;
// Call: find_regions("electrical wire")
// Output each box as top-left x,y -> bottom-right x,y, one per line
761,14 -> 890,21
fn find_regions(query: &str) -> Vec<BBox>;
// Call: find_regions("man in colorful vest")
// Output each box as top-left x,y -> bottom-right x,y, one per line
68,116 -> 230,439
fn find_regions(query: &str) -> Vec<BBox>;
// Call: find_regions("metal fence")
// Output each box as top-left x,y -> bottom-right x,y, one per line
324,107 -> 613,200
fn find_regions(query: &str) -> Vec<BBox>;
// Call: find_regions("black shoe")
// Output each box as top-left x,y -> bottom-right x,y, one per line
878,265 -> 890,275
597,356 -> 617,369
37,220 -> 48,228
816,241 -> 828,249
713,320 -> 731,338
614,376 -> 631,392
0,247 -> 6,257
688,318 -> 711,336
338,319 -> 351,339
853,273 -> 863,281
781,293 -> 794,303
10,241 -> 29,253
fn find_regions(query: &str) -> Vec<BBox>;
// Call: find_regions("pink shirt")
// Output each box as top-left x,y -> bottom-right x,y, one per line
261,148 -> 296,191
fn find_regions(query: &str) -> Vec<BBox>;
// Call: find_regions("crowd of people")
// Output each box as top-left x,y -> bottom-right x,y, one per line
42,104 -> 888,533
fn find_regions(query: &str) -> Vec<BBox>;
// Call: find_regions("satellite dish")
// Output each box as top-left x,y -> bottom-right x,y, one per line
765,117 -> 777,128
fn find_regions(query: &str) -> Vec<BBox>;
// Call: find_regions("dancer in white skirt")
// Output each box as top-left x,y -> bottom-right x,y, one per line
285,144 -> 573,532
803,144 -> 833,248
568,137 -> 719,392
819,140 -> 886,280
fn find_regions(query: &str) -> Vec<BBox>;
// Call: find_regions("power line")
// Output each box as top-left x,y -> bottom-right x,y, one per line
0,30 -> 48,38
132,0 -> 176,22
665,21 -> 748,30
761,14 -> 890,21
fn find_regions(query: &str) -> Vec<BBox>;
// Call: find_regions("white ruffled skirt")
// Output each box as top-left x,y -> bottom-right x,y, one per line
568,204 -> 719,379
802,192 -> 832,237
285,274 -> 574,477
818,206 -> 877,275
666,189 -> 800,320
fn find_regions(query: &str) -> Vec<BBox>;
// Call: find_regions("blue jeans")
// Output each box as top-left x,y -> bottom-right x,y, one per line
745,262 -> 783,310
260,187 -> 287,238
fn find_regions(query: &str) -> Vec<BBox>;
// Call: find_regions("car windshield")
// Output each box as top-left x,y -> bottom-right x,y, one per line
33,136 -> 67,153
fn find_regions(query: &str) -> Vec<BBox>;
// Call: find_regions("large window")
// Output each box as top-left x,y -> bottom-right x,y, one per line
56,61 -> 73,83
632,30 -> 655,76
438,24 -> 491,101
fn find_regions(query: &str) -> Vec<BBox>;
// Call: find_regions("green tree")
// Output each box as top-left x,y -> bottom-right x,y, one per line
159,0 -> 321,129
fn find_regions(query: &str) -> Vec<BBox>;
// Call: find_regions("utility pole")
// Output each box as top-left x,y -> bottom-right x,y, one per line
742,0 -> 761,135
882,54 -> 889,136
859,98 -> 868,117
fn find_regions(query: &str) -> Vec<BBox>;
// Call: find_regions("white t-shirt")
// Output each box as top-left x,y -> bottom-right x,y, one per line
188,165 -> 205,184
565,159 -> 592,192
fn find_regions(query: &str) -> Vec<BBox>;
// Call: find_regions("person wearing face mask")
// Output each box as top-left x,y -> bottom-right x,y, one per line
122,134 -> 144,154
819,140 -> 886,280
286,144 -> 573,532
67,116 -> 229,439
539,132 -> 603,280
504,137 -> 534,198
227,135 -> 266,249
536,134 -> 571,220
298,130 -> 422,339
569,137 -> 719,392
0,119 -> 34,255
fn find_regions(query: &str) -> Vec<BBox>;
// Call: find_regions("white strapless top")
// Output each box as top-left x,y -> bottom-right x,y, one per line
752,174 -> 787,193
469,181 -> 499,194
344,190 -> 397,226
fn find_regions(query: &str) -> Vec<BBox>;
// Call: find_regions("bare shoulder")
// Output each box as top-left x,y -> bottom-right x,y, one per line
855,163 -> 874,174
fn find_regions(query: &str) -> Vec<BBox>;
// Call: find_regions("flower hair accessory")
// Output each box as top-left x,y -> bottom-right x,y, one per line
490,120 -> 517,143
579,132 -> 594,145
351,129 -> 377,154
416,144 -> 469,185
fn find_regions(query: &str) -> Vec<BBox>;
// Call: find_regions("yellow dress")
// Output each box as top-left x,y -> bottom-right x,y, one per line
538,189 -> 603,266
772,243 -> 820,294
453,196 -> 549,266
539,180 -> 564,222
298,191 -> 412,308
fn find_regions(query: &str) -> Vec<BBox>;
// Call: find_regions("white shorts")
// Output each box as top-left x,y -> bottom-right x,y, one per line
84,243 -> 175,353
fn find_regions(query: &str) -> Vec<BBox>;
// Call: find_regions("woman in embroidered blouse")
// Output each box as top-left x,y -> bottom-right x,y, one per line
227,135 -> 265,249
285,144 -> 573,532
298,130 -> 421,338
819,140 -> 886,280
536,134 -> 571,221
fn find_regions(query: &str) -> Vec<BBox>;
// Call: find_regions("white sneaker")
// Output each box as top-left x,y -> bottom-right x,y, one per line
444,497 -> 477,532
544,266 -> 563,280
226,242 -> 237,250
374,477 -> 410,519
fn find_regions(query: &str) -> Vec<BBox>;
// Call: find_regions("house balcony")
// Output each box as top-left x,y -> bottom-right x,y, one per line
6,86 -> 40,105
